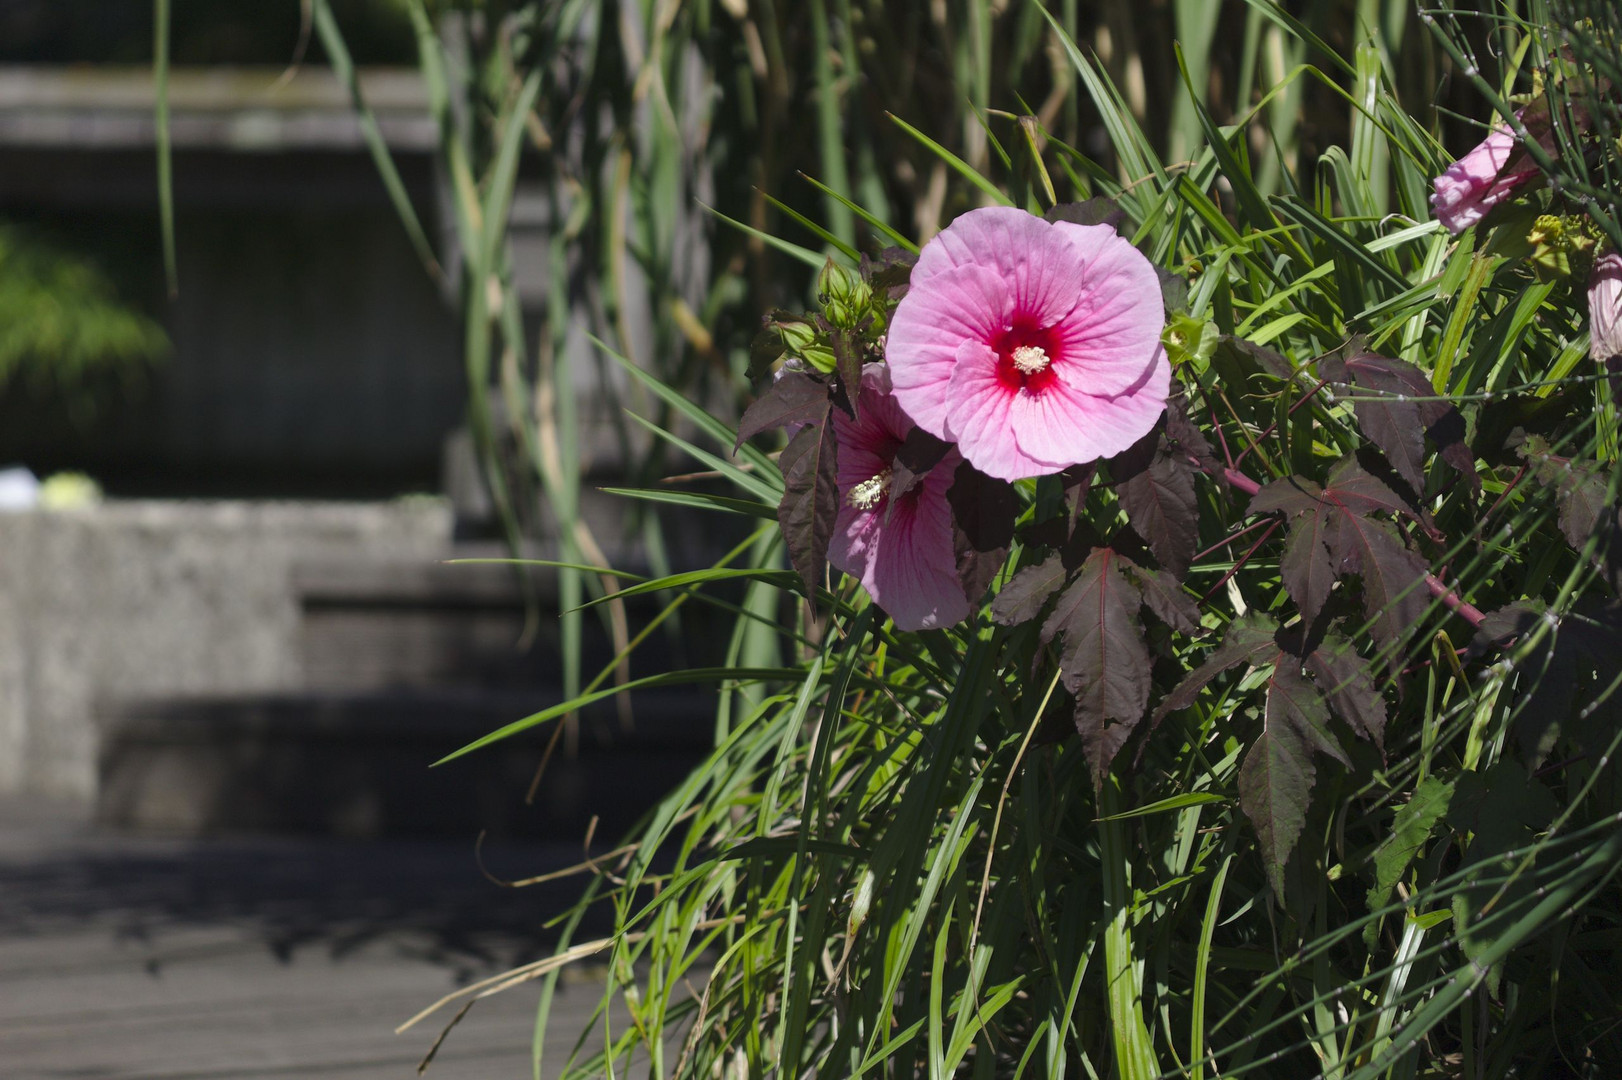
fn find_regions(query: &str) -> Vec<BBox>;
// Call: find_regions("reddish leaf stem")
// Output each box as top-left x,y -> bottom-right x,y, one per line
1209,403 -> 1237,469
1218,465 -> 1487,631
1200,519 -> 1280,605
1482,464 -> 1529,524
1193,518 -> 1276,564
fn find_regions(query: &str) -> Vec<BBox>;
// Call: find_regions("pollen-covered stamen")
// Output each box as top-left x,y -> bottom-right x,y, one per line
846,467 -> 893,510
1010,344 -> 1051,375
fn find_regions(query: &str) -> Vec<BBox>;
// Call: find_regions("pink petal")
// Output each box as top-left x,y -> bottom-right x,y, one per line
1047,222 -> 1167,397
1430,122 -> 1539,235
865,487 -> 970,630
912,206 -> 1086,327
1012,345 -> 1171,465
943,340 -> 1059,480
888,262 -> 1010,439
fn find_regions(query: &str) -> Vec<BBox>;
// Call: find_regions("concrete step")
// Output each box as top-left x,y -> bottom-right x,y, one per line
96,688 -> 715,840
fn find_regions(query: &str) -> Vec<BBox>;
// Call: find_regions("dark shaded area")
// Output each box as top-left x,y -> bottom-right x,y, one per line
0,0 -> 415,66
0,802 -> 614,972
0,146 -> 464,498
97,689 -> 716,841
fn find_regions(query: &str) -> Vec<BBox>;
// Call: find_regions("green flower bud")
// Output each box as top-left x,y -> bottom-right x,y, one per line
1164,310 -> 1218,372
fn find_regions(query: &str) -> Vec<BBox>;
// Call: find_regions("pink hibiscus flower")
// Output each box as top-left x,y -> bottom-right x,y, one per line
1430,118 -> 1540,235
886,206 -> 1170,481
829,365 -> 970,631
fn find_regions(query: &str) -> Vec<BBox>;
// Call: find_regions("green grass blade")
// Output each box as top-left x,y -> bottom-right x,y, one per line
153,0 -> 176,297
434,667 -> 804,765
311,0 -> 443,286
885,113 -> 1014,207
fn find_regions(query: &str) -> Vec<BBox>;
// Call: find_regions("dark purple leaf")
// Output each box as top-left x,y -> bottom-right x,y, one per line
1517,440 -> 1618,559
1239,723 -> 1315,900
735,373 -> 830,452
948,462 -> 1019,601
1123,561 -> 1203,635
889,427 -> 953,503
1279,509 -> 1337,629
990,556 -> 1069,627
1554,470 -> 1612,553
1109,412 -> 1200,578
1044,197 -> 1126,232
861,247 -> 917,296
1165,396 -> 1219,475
748,327 -> 787,380
1078,708 -> 1136,789
948,462 -> 1019,553
1041,549 -> 1151,777
1107,419 -> 1161,481
1242,662 -> 1343,896
1320,350 -> 1475,495
1249,477 -> 1322,517
954,528 -> 1008,605
1320,455 -> 1415,519
830,328 -> 864,420
1062,462 -> 1098,519
1156,267 -> 1190,315
1320,352 -> 1424,473
1266,662 -> 1348,767
1119,451 -> 1199,579
1474,602 -> 1542,650
1216,335 -> 1293,379
777,422 -> 839,596
1514,639 -> 1577,769
1152,613 -> 1279,722
1304,632 -> 1388,751
1322,513 -> 1430,652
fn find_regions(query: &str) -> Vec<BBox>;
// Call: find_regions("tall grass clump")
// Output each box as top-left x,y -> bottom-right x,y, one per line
302,0 -> 1622,1075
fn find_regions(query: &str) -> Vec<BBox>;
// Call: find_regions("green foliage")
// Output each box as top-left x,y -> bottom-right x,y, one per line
0,225 -> 168,392
327,0 -> 1622,1076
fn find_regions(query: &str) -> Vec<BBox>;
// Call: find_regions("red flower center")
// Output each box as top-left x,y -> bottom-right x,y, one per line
994,323 -> 1062,394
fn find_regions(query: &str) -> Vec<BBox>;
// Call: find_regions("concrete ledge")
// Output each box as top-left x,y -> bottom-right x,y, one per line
0,499 -> 453,799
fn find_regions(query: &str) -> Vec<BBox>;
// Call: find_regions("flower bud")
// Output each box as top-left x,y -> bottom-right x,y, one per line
818,259 -> 872,329
1589,251 -> 1622,364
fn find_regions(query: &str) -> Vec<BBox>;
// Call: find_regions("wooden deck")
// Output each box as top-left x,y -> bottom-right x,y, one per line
0,799 -> 632,1079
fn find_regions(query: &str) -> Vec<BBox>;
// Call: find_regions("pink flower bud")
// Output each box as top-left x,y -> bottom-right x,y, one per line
1430,119 -> 1541,235
1589,252 -> 1622,364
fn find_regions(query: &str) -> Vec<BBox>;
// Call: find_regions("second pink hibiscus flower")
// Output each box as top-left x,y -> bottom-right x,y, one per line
886,206 -> 1170,481
829,365 -> 970,632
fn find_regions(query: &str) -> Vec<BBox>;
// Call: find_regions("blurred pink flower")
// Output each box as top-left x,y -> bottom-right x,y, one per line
830,365 -> 969,631
1431,119 -> 1540,235
1590,251 -> 1622,363
886,206 -> 1169,481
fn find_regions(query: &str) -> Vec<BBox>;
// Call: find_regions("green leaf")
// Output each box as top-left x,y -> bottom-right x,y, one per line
885,113 -> 1014,207
433,666 -> 802,765
1365,776 -> 1454,945
596,487 -> 778,520
1095,791 -> 1227,821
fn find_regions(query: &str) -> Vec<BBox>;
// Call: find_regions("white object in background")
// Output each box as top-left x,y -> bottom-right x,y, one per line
0,467 -> 40,512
